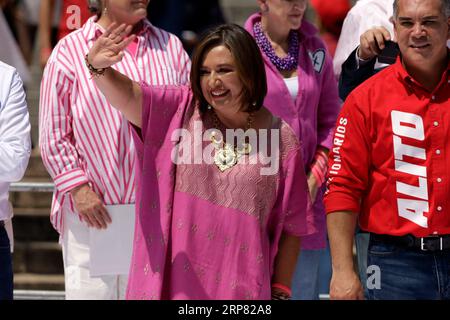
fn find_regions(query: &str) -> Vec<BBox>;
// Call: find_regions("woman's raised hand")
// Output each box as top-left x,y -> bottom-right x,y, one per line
87,23 -> 136,69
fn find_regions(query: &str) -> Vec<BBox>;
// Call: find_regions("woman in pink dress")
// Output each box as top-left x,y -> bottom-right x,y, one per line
85,23 -> 316,300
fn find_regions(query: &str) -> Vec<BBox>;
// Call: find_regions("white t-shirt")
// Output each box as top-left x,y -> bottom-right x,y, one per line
283,76 -> 299,102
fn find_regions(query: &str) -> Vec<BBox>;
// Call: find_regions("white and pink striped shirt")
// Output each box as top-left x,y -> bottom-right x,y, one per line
39,17 -> 191,233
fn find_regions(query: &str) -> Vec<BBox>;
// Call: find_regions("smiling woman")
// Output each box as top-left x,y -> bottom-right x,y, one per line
190,24 -> 267,120
86,23 -> 316,300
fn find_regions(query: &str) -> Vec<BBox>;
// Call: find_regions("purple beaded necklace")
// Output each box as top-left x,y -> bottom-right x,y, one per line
253,21 -> 299,71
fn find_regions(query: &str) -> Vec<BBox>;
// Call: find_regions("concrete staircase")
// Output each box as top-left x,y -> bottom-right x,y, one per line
11,148 -> 64,291
8,20 -> 65,290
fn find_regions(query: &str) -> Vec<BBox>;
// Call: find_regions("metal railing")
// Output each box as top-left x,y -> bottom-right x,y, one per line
10,182 -> 54,192
12,290 -> 328,300
14,290 -> 65,300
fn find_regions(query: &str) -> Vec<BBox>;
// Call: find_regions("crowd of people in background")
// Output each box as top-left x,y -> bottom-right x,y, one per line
1,0 -> 449,301
1,0 -> 350,73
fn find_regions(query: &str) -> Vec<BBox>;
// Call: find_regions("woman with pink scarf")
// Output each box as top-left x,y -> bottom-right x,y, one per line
85,23 -> 316,299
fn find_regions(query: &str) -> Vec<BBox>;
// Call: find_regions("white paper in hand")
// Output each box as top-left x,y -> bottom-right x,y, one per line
89,204 -> 135,276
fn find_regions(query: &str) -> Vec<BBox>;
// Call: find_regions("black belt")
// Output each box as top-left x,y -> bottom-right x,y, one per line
370,233 -> 450,252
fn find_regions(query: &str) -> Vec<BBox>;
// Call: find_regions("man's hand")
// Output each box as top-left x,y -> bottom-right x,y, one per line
70,184 -> 111,229
327,211 -> 362,299
358,26 -> 392,61
330,269 -> 364,300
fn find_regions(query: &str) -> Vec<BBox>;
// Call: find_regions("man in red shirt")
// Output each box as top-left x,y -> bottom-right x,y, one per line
325,0 -> 450,300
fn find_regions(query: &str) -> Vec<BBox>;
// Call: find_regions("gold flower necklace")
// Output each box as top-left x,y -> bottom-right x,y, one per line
210,110 -> 254,172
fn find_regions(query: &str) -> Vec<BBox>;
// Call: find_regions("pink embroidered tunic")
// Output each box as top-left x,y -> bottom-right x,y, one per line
127,85 -> 316,300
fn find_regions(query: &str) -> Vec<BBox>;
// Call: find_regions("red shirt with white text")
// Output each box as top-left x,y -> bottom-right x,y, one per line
324,56 -> 450,237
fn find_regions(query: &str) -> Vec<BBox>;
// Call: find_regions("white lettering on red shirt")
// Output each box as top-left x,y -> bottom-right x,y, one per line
391,110 -> 428,228
329,117 -> 348,175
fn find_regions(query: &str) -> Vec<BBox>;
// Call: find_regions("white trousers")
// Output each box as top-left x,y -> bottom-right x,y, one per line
62,208 -> 128,300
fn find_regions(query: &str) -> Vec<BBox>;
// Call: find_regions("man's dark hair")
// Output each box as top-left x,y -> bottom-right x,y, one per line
393,0 -> 450,18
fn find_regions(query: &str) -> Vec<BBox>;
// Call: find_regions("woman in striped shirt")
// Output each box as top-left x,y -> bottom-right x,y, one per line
84,23 -> 316,300
39,0 -> 190,300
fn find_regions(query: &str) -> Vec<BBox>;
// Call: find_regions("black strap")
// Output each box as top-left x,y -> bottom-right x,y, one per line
370,233 -> 450,251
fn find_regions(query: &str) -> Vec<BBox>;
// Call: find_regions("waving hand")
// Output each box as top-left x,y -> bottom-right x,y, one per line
87,23 -> 136,69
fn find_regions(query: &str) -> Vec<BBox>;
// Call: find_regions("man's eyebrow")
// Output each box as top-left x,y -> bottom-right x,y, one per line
398,15 -> 440,21
421,15 -> 440,20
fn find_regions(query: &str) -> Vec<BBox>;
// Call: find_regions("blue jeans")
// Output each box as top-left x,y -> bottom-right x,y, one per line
291,249 -> 324,300
0,223 -> 13,300
318,242 -> 332,296
355,228 -> 370,298
367,235 -> 450,300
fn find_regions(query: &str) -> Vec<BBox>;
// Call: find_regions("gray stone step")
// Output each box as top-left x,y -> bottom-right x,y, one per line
10,145 -> 60,290
14,207 -> 51,217
10,149 -> 53,208
23,149 -> 51,179
12,209 -> 57,242
14,273 -> 65,291
13,241 -> 63,275
10,190 -> 53,209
